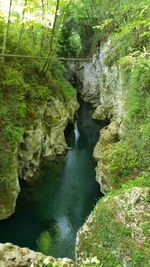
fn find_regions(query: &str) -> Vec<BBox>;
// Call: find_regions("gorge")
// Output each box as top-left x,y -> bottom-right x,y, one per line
0,97 -> 104,260
0,0 -> 150,266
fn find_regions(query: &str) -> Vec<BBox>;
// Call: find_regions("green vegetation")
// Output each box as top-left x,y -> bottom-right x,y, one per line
91,0 -> 150,191
99,55 -> 150,190
0,0 -> 150,266
75,1 -> 150,266
0,0 -> 77,161
37,231 -> 53,255
77,187 -> 150,266
0,0 -> 89,61
0,0 -> 77,221
0,58 -> 76,166
97,0 -> 150,62
36,221 -> 61,256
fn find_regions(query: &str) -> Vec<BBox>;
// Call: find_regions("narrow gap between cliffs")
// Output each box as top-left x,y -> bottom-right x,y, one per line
0,93 -> 108,260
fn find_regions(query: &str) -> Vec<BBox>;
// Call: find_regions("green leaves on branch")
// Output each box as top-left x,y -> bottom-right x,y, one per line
0,0 -> 79,71
93,19 -> 113,30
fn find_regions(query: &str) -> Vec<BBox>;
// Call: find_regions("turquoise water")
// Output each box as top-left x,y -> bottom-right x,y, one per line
0,100 -> 104,259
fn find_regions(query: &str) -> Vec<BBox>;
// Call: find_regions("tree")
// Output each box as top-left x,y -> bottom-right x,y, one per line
41,0 -> 60,75
15,0 -> 28,53
40,0 -> 46,53
1,0 -> 13,62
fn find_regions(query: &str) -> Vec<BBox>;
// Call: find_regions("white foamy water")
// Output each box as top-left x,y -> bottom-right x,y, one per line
57,216 -> 73,239
74,122 -> 80,144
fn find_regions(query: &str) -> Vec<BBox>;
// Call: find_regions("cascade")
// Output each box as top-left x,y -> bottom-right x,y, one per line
74,121 -> 80,144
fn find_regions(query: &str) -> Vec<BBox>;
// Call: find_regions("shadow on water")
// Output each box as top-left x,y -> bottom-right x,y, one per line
0,98 -> 106,259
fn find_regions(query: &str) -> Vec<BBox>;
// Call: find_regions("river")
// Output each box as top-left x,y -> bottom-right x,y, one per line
0,99 -> 104,259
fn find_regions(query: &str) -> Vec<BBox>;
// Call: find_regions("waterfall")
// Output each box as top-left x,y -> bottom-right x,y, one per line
74,121 -> 80,144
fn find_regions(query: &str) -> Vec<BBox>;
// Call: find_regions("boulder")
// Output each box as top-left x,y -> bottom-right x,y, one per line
0,243 -> 76,267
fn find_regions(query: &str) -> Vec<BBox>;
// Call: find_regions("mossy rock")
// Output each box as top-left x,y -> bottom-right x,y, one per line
76,186 -> 150,267
0,145 -> 20,220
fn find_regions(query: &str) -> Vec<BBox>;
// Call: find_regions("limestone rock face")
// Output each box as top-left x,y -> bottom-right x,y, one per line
0,95 -> 77,220
93,103 -> 113,120
68,41 -> 124,117
18,96 -> 77,182
76,186 -> 150,266
0,243 -> 76,267
92,43 -> 125,194
91,42 -> 124,124
93,43 -> 124,121
68,57 -> 101,107
68,42 -> 125,194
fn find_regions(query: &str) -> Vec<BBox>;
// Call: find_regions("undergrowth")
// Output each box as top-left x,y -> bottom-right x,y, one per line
0,53 -> 76,184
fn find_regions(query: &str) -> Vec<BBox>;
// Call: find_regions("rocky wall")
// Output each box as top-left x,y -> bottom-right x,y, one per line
68,41 -> 125,194
0,243 -> 76,267
67,41 -> 124,117
18,96 -> 77,182
0,95 -> 78,220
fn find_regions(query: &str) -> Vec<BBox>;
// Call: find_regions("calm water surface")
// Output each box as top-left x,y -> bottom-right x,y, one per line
0,100 -> 104,259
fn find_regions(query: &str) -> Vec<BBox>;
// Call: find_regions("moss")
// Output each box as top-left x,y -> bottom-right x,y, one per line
81,207 -> 132,265
77,186 -> 150,266
36,231 -> 53,255
50,76 -> 76,101
104,45 -> 120,67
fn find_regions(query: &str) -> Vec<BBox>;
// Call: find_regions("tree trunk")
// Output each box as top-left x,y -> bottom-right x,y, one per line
52,0 -> 72,56
41,0 -> 60,75
15,0 -> 28,53
40,0 -> 45,53
1,0 -> 13,62
59,0 -> 72,32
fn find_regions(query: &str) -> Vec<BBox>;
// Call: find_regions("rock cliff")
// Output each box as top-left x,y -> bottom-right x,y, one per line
68,41 -> 125,194
74,38 -> 150,265
68,41 -> 124,115
18,96 -> 77,182
0,94 -> 77,220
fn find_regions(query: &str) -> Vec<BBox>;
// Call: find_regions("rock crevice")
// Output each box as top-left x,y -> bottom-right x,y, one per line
68,41 -> 125,194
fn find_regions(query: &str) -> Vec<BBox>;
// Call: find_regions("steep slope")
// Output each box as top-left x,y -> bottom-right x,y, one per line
74,40 -> 150,266
0,60 -> 78,220
73,0 -> 150,264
